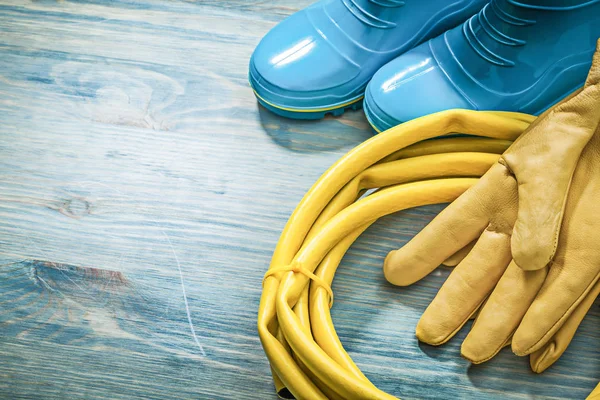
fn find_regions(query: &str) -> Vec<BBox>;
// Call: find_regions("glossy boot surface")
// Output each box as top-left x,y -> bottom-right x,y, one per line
249,0 -> 488,119
365,0 -> 600,131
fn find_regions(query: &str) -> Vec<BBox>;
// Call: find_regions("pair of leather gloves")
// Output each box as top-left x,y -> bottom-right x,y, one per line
384,39 -> 600,398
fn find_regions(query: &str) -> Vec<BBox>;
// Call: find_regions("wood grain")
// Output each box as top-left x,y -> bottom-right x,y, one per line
0,1 -> 598,399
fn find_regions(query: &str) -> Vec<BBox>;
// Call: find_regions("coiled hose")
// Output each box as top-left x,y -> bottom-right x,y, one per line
258,109 -> 536,400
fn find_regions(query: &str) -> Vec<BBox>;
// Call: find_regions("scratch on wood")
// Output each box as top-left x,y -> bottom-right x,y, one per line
162,231 -> 207,357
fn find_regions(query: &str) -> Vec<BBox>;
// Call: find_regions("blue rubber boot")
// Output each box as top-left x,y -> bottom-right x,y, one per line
364,0 -> 600,132
249,0 -> 488,119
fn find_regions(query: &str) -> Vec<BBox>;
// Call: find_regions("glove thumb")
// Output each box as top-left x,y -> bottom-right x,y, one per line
508,40 -> 600,271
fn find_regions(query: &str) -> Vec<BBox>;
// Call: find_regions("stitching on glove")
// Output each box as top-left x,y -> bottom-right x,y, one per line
424,303 -> 482,346
497,157 -> 512,174
463,333 -> 514,364
546,176 -> 575,268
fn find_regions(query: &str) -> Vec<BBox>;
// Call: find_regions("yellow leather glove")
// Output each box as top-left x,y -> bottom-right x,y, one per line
383,40 -> 600,369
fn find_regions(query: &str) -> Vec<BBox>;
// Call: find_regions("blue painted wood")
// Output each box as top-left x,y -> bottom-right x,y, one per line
0,1 -> 598,399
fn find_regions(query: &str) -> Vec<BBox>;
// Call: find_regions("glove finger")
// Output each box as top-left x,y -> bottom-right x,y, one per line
461,261 -> 547,364
529,277 -> 600,373
416,228 -> 512,346
508,46 -> 600,271
443,240 -> 476,267
384,163 -> 513,287
513,264 -> 600,356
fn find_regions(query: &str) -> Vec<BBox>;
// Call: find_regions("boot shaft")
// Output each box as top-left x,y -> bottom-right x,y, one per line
442,0 -> 600,94
315,0 -> 488,55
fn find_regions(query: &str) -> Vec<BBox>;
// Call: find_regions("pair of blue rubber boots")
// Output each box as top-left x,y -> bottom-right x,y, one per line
249,0 -> 600,132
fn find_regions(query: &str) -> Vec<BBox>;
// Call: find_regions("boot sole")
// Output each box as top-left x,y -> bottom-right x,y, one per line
252,89 -> 364,120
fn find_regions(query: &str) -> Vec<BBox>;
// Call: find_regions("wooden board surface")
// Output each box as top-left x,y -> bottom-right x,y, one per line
0,1 -> 598,399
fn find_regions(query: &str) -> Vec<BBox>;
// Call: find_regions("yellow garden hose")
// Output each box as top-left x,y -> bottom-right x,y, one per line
258,110 -> 536,400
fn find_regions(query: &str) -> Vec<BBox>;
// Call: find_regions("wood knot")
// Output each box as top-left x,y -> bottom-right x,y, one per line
59,197 -> 92,219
